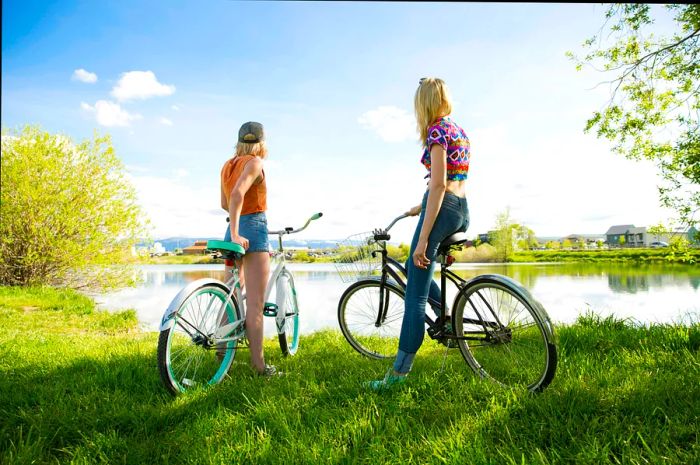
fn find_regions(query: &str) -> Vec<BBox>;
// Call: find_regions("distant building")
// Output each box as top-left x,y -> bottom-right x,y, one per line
183,240 -> 209,255
604,224 -> 690,248
604,225 -> 650,247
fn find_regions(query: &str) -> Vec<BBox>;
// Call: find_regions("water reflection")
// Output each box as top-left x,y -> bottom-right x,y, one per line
94,263 -> 700,334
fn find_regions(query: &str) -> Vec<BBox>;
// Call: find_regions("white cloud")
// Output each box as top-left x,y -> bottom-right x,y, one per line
171,105 -> 180,111
358,106 -> 416,143
465,125 -> 675,237
111,71 -> 175,101
128,174 -> 223,238
159,117 -> 174,126
81,100 -> 142,127
72,68 -> 98,83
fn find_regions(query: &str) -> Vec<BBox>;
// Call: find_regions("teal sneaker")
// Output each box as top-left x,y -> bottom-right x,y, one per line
364,369 -> 407,391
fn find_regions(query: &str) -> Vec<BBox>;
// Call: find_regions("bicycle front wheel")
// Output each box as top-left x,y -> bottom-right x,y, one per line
453,276 -> 557,392
337,279 -> 405,359
276,271 -> 300,356
157,283 -> 242,395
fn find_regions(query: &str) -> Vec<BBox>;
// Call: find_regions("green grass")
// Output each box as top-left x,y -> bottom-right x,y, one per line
1,287 -> 699,464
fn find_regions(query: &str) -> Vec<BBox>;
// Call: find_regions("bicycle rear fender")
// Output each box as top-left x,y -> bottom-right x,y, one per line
456,274 -> 556,340
159,278 -> 232,331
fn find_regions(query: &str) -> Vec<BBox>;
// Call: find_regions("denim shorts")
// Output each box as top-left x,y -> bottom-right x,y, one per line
224,212 -> 270,253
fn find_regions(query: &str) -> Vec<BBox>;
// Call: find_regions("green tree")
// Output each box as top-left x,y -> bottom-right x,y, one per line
387,243 -> 409,263
489,209 -> 538,261
570,4 -> 700,226
545,241 -> 561,250
490,209 -> 516,262
596,239 -> 605,249
647,222 -> 670,243
619,235 -> 627,247
1,126 -> 148,288
562,239 -> 573,250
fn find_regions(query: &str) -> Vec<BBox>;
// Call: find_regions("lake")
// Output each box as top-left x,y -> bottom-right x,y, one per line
94,262 -> 700,336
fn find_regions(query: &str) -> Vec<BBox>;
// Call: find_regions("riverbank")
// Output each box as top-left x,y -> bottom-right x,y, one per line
511,247 -> 700,263
133,246 -> 700,266
1,286 -> 698,464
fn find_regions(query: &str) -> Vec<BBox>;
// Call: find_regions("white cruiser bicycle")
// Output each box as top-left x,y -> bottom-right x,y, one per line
157,212 -> 323,395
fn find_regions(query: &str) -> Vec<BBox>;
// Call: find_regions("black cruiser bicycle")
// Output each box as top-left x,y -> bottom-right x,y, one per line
335,214 -> 557,392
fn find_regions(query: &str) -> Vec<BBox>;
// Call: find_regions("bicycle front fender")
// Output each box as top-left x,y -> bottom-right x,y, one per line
275,270 -> 295,331
159,278 -> 232,331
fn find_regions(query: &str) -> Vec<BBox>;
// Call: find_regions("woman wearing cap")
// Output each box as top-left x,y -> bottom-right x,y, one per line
220,121 -> 277,377
367,77 -> 470,390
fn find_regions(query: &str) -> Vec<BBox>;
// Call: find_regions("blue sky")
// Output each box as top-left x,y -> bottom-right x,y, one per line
2,1 -> 677,243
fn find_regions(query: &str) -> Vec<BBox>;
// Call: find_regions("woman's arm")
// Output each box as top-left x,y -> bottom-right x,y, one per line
413,144 -> 447,269
221,182 -> 228,211
228,157 -> 264,249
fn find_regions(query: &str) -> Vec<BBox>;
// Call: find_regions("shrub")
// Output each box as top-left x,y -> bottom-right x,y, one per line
0,126 -> 148,289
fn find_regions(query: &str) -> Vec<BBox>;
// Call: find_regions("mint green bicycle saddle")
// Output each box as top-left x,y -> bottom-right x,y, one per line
206,240 -> 246,259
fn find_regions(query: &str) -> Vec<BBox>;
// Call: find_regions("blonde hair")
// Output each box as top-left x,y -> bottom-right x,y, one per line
414,77 -> 453,147
235,140 -> 268,159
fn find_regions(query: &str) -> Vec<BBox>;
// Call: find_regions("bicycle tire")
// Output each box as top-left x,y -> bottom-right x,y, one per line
337,279 -> 405,359
452,275 -> 557,392
157,282 -> 242,395
276,270 -> 300,356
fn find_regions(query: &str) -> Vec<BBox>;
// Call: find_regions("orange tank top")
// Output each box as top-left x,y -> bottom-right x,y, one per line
221,155 -> 267,215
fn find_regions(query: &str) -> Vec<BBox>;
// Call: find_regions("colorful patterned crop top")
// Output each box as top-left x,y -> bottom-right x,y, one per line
420,117 -> 470,181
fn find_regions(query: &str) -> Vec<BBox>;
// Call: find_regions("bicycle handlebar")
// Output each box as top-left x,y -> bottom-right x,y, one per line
384,213 -> 409,233
268,212 -> 323,236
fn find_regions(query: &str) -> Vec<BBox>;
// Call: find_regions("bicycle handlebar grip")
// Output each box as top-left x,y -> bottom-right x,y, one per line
373,229 -> 391,241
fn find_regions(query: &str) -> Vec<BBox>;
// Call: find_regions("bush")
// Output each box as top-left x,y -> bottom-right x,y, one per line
0,126 -> 147,289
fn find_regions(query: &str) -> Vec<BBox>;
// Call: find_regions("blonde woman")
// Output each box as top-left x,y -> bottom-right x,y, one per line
367,78 -> 471,390
220,121 -> 276,376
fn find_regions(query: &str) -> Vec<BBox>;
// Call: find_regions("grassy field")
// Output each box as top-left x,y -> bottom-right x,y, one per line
1,286 -> 699,464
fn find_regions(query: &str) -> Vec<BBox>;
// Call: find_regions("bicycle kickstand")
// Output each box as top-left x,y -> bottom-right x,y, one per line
439,345 -> 449,373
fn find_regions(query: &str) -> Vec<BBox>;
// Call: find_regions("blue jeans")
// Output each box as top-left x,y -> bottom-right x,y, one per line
393,191 -> 469,374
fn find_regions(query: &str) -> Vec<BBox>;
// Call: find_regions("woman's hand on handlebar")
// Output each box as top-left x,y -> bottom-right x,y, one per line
406,204 -> 422,217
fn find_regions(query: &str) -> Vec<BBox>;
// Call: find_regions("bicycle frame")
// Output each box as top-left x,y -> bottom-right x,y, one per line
371,215 -> 510,343
211,213 -> 322,344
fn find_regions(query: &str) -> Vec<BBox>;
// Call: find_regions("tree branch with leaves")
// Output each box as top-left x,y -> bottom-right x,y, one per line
569,4 -> 700,228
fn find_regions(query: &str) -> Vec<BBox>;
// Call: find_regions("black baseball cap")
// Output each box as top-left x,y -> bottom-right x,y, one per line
238,121 -> 265,143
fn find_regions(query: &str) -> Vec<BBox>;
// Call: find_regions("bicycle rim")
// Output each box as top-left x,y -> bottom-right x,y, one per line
337,280 -> 404,359
158,284 -> 239,394
454,279 -> 556,392
277,272 -> 300,356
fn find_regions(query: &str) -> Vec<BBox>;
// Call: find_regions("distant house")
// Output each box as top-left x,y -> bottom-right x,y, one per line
626,227 -> 648,247
477,233 -> 491,244
605,225 -> 647,247
183,240 -> 209,255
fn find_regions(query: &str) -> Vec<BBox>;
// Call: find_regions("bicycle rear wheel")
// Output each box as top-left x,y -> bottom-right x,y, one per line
337,279 -> 405,359
276,271 -> 300,356
157,283 -> 242,395
453,275 -> 557,392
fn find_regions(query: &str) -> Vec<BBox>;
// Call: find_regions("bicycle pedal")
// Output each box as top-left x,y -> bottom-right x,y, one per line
263,303 -> 278,317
